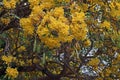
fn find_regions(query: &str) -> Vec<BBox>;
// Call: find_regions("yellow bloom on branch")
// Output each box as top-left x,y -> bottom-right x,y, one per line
52,7 -> 64,18
0,18 -> 10,25
2,55 -> 16,64
100,20 -> 110,29
3,0 -> 18,9
17,46 -> 26,52
20,18 -> 34,35
84,39 -> 91,47
28,0 -> 40,8
104,68 -> 112,77
72,12 -> 85,24
43,37 -> 60,49
88,58 -> 100,66
6,67 -> 18,78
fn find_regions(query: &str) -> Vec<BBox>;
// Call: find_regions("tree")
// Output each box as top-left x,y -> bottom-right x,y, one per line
0,0 -> 120,80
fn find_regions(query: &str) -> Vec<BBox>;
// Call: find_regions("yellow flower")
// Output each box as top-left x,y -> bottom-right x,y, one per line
72,12 -> 85,24
36,4 -> 87,49
6,67 -> 18,78
105,78 -> 113,80
43,37 -> 60,49
20,18 -> 34,35
52,7 -> 64,18
37,26 -> 49,38
27,59 -> 32,65
41,0 -> 54,9
28,0 -> 40,8
58,0 -> 70,2
70,2 -> 81,13
84,39 -> 91,47
20,18 -> 32,26
33,58 -> 39,63
2,55 -> 16,64
100,20 -> 110,29
116,53 -> 120,61
88,58 -> 100,66
70,23 -> 87,41
104,68 -> 111,76
0,48 -> 3,52
37,11 -> 72,48
95,77 -> 103,80
30,6 -> 45,25
17,46 -> 26,52
3,0 -> 17,9
19,60 -> 25,66
0,18 -> 10,25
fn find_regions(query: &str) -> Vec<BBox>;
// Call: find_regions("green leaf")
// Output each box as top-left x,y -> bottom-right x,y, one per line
33,37 -> 37,52
117,41 -> 120,48
46,51 -> 52,59
36,44 -> 41,53
42,53 -> 46,65
111,38 -> 115,44
0,39 -> 5,48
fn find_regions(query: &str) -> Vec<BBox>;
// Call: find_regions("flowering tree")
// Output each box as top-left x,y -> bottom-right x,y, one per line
0,0 -> 120,80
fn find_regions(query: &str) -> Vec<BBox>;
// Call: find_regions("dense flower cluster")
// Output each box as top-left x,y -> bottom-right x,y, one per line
6,67 -> 18,78
20,0 -> 88,48
2,55 -> 16,64
3,0 -> 18,9
0,0 -> 120,80
110,2 -> 120,17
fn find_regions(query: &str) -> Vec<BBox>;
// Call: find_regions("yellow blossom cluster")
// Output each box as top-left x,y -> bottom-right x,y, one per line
29,5 -> 45,25
20,0 -> 55,35
19,1 -> 88,49
88,58 -> 100,67
37,9 -> 72,48
57,0 -> 70,3
0,18 -> 10,25
17,46 -> 26,52
70,2 -> 82,13
1,0 -> 120,79
28,0 -> 40,8
84,39 -> 91,47
36,7 -> 87,48
70,11 -> 88,41
20,18 -> 34,35
3,0 -> 18,9
104,68 -> 112,77
109,2 -> 120,17
6,67 -> 18,78
28,0 -> 55,9
116,53 -> 120,61
100,20 -> 110,29
2,55 -> 16,64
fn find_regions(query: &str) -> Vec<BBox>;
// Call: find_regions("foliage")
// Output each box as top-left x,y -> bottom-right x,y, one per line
0,0 -> 120,80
